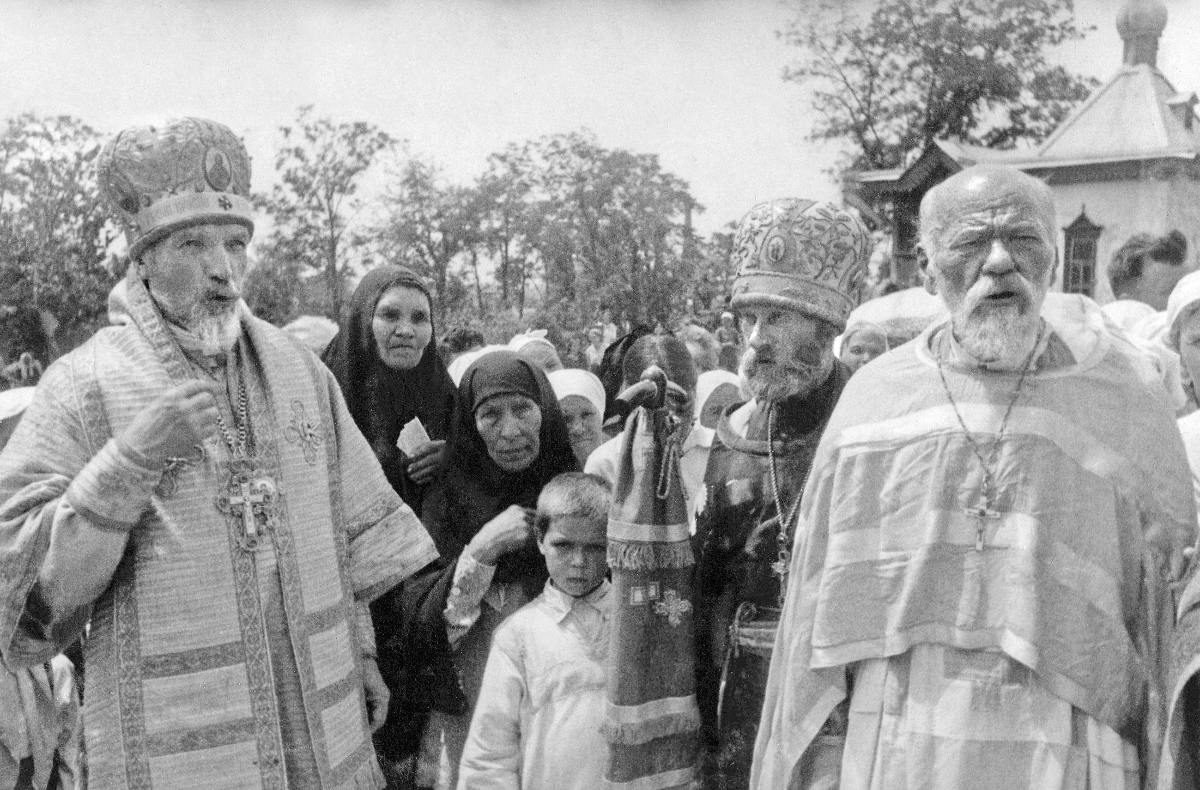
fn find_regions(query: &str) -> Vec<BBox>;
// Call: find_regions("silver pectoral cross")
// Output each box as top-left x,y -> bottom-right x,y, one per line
966,502 -> 1001,551
218,469 -> 279,551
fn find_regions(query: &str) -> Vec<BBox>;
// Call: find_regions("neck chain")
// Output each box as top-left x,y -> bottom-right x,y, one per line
215,363 -> 252,457
766,404 -> 811,607
935,322 -> 1044,550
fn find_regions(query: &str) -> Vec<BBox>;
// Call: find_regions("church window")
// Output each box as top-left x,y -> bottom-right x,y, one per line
1063,210 -> 1102,297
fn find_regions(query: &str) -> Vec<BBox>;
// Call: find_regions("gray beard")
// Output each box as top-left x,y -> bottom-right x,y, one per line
953,305 -> 1039,368
742,350 -> 833,404
189,304 -> 242,357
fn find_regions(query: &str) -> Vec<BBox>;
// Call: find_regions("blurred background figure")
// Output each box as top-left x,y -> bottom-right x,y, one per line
678,323 -> 720,374
584,325 -> 605,373
440,326 -> 486,368
1106,229 -> 1189,317
548,368 -> 607,468
282,315 -> 339,356
1169,271 -> 1200,413
715,311 -> 741,349
509,330 -> 564,373
598,308 -> 619,347
596,325 -> 653,432
838,321 -> 889,374
695,369 -> 742,430
1,353 -> 42,391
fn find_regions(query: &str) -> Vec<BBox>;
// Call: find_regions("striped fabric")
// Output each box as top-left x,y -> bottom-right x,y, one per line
752,297 -> 1195,790
604,407 -> 701,790
0,273 -> 438,790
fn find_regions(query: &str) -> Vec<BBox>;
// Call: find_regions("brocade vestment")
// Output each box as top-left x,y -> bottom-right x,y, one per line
752,295 -> 1194,790
0,275 -> 439,790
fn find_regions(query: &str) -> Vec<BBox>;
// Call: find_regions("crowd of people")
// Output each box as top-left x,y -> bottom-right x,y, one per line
4,116 -> 1200,790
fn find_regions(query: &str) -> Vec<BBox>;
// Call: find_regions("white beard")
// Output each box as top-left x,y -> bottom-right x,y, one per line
953,304 -> 1039,368
189,303 -> 242,356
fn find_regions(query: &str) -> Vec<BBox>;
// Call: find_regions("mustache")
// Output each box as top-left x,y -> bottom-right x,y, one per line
744,344 -> 826,374
963,277 -> 1032,316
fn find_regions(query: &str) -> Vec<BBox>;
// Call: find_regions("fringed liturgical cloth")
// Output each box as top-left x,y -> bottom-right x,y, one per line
604,403 -> 700,790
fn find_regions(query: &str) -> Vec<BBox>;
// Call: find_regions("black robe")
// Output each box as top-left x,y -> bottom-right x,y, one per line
693,361 -> 850,790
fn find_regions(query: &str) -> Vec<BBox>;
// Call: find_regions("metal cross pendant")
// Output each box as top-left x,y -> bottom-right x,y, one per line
966,502 -> 1001,551
217,465 -> 280,551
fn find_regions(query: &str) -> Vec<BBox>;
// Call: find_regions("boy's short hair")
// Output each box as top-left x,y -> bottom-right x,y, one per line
535,472 -> 611,539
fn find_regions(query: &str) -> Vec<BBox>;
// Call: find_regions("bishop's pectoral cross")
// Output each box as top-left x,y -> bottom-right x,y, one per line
966,501 -> 1001,551
218,467 -> 280,552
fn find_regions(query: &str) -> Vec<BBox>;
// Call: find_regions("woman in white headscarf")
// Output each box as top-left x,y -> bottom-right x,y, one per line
547,368 -> 607,467
509,330 -> 564,373
1167,271 -> 1200,513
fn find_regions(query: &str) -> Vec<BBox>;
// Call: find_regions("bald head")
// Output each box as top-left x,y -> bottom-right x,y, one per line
920,166 -> 1056,259
917,166 -> 1058,370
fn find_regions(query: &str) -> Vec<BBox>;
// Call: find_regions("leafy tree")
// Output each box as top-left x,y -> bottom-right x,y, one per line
475,152 -> 539,310
0,114 -> 115,365
490,131 -> 703,328
780,0 -> 1097,172
255,106 -> 399,320
375,157 -> 480,315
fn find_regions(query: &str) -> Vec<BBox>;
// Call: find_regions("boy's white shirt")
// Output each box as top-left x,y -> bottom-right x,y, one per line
456,579 -> 612,790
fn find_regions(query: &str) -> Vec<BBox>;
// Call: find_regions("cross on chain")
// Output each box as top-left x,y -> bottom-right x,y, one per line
653,589 -> 692,627
219,473 -> 278,551
966,502 -> 1001,551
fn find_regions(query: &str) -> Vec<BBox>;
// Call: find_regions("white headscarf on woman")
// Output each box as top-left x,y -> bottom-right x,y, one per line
547,368 -> 606,416
1166,270 -> 1200,352
447,344 -> 508,386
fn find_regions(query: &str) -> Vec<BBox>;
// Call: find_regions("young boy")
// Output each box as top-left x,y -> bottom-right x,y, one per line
457,473 -> 611,790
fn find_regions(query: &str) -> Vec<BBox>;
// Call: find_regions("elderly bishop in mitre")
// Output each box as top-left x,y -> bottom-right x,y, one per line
0,118 -> 439,790
752,166 -> 1196,789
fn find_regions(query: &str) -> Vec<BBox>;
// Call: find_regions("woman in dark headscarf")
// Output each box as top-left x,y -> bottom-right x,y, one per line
392,350 -> 578,790
322,266 -> 456,512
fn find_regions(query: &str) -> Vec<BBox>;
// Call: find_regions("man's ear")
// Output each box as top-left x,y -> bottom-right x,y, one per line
917,244 -> 937,296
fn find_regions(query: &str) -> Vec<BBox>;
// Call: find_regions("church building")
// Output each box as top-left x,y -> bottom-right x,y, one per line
851,0 -> 1200,302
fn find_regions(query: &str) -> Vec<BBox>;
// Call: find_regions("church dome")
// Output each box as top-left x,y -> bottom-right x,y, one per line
1116,0 -> 1168,42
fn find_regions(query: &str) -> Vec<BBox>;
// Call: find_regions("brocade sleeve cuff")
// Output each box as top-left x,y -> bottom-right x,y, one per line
64,438 -> 162,532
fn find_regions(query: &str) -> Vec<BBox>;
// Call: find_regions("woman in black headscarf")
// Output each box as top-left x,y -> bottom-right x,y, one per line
322,266 -> 456,512
384,350 -> 577,789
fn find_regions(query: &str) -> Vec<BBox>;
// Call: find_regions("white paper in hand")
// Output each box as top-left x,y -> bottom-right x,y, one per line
396,417 -> 432,456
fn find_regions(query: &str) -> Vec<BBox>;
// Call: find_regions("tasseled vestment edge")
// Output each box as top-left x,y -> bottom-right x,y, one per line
607,539 -> 694,571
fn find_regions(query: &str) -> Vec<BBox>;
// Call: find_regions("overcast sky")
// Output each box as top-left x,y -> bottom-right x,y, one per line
1,0 -> 1197,235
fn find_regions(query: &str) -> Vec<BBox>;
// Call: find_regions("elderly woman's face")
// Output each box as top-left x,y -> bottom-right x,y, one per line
559,394 -> 603,466
372,285 -> 433,371
476,394 -> 543,472
1179,310 -> 1200,404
